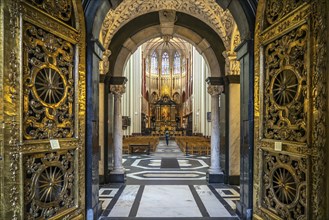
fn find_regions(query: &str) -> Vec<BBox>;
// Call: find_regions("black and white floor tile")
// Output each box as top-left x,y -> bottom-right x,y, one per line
100,140 -> 240,219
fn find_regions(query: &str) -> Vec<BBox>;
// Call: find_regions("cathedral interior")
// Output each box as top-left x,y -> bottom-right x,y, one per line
0,0 -> 329,219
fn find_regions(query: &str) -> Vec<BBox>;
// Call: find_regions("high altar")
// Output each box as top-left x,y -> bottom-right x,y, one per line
151,95 -> 178,133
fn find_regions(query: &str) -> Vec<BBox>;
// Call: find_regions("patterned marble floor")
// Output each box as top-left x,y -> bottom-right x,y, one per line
99,140 -> 240,219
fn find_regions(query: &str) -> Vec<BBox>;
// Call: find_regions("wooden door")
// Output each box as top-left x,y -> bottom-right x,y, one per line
0,0 -> 86,219
253,0 -> 327,219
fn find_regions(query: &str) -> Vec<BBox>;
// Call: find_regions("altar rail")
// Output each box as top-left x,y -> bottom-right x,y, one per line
151,130 -> 185,136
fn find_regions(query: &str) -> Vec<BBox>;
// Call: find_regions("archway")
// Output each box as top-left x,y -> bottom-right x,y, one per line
83,0 -> 256,219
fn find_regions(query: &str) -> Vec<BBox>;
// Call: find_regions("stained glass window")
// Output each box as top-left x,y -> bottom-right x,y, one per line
182,57 -> 186,74
145,57 -> 150,73
151,51 -> 158,74
174,52 -> 180,74
162,52 -> 169,75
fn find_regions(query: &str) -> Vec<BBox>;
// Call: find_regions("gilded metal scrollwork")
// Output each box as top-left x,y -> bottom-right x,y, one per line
24,0 -> 73,24
23,22 -> 75,140
265,0 -> 311,27
263,24 -> 308,142
1,0 -> 85,219
24,150 -> 75,219
310,1 -> 327,218
254,0 -> 327,219
262,150 -> 307,219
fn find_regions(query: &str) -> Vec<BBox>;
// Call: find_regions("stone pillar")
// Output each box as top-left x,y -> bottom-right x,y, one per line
206,80 -> 224,183
109,84 -> 126,182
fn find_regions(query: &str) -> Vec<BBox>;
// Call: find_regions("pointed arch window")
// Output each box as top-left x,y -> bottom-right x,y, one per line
182,57 -> 186,74
151,51 -> 158,74
174,52 -> 181,74
145,57 -> 150,73
162,52 -> 169,75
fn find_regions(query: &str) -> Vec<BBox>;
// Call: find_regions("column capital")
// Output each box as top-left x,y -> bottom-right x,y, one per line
110,84 -> 126,96
207,85 -> 223,96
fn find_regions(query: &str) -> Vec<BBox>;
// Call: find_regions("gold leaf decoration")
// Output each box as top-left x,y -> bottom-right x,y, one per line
24,150 -> 75,219
23,22 -> 75,140
24,0 -> 73,25
263,24 -> 308,142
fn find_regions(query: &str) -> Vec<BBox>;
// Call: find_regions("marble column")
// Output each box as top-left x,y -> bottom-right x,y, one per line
207,84 -> 224,183
109,84 -> 126,182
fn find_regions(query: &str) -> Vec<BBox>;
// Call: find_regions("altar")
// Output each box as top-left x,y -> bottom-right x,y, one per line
151,95 -> 179,133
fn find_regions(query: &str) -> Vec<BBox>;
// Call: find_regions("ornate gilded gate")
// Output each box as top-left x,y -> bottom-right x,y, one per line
0,0 -> 85,219
253,0 -> 327,219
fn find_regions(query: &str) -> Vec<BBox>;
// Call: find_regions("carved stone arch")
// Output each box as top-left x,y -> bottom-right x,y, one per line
112,25 -> 222,77
100,0 -> 240,53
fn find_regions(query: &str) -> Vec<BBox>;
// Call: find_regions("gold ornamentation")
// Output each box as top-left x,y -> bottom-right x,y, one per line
24,0 -> 73,24
7,1 -> 21,219
23,22 -> 75,140
260,4 -> 311,44
1,0 -> 85,219
262,150 -> 307,219
21,2 -> 79,44
255,0 -> 327,219
224,51 -> 240,76
265,0 -> 310,27
310,0 -> 327,218
24,150 -> 75,219
263,24 -> 308,142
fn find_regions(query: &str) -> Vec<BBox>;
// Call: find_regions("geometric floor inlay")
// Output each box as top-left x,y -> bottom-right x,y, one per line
216,188 -> 240,211
130,158 -> 208,170
99,188 -> 120,210
127,170 -> 206,180
100,140 -> 240,219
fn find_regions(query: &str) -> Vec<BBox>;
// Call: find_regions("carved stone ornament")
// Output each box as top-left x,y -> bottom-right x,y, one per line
100,0 -> 241,73
207,85 -> 223,96
110,84 -> 126,96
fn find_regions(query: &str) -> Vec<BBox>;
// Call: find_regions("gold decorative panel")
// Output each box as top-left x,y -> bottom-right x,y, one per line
1,0 -> 85,219
24,150 -> 76,219
263,24 -> 308,142
261,150 -> 307,219
23,22 -> 75,140
254,0 -> 327,219
265,0 -> 310,27
24,0 -> 73,25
